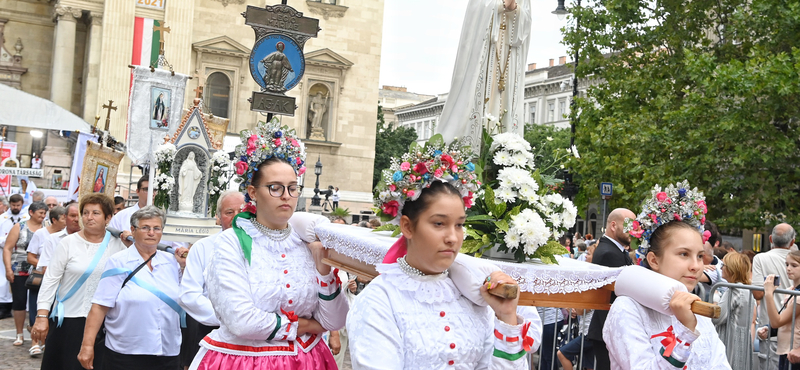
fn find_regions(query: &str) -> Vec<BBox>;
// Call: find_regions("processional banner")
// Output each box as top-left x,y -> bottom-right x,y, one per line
79,142 -> 124,200
127,65 -> 189,164
67,132 -> 98,201
0,141 -> 17,196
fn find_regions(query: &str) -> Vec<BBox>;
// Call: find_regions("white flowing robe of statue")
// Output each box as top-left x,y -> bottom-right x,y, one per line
437,0 -> 531,151
179,152 -> 202,213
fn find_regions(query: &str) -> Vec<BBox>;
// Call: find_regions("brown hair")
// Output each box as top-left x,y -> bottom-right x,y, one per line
401,181 -> 462,224
79,193 -> 115,218
743,250 -> 756,263
251,157 -> 291,188
722,252 -> 751,284
644,220 -> 702,269
788,250 -> 800,265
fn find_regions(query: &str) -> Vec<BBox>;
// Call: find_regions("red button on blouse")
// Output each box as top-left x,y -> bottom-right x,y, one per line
286,284 -> 291,288
450,343 -> 456,349
288,300 -> 293,304
440,311 -> 445,317
444,326 -> 450,332
284,270 -> 288,274
448,360 -> 454,366
281,254 -> 286,258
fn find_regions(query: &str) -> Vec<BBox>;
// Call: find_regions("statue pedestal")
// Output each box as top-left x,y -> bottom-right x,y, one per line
308,204 -> 323,215
309,126 -> 325,141
162,215 -> 221,243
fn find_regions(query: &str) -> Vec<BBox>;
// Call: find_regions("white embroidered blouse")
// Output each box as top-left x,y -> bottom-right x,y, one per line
604,296 -> 732,369
202,218 -> 348,356
347,263 -> 542,370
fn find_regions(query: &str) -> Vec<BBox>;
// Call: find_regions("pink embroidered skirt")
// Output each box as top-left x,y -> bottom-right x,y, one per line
192,339 -> 338,370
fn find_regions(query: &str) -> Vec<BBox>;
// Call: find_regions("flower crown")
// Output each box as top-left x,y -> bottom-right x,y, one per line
233,119 -> 306,199
624,180 -> 708,252
375,135 -> 480,224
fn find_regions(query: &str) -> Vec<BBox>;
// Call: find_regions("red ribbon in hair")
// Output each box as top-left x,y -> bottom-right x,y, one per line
521,321 -> 535,352
382,237 -> 408,264
280,308 -> 298,323
650,326 -> 680,357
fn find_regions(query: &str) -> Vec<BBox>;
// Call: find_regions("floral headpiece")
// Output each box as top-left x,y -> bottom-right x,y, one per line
375,135 -> 480,224
233,119 -> 306,210
624,180 -> 708,253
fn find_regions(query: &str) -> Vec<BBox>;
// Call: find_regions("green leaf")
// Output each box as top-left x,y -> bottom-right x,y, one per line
508,205 -> 522,217
494,219 -> 509,233
465,227 -> 483,239
426,134 -> 444,148
391,228 -> 402,237
495,201 -> 507,216
460,239 -> 483,254
466,214 -> 495,222
373,224 -> 398,233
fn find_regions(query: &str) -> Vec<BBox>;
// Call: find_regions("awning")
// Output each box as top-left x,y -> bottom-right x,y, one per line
0,83 -> 92,132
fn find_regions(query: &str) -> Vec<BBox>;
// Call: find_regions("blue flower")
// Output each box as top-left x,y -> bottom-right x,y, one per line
240,156 -> 247,162
434,150 -> 442,156
678,188 -> 687,197
453,174 -> 459,180
423,174 -> 431,180
466,162 -> 475,172
392,171 -> 404,182
275,131 -> 283,138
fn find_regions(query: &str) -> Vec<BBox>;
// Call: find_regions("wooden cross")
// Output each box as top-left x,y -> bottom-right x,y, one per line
193,85 -> 203,99
102,100 -> 117,131
153,22 -> 171,55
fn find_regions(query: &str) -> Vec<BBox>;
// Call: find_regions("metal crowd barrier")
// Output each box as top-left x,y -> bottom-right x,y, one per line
525,308 -> 594,370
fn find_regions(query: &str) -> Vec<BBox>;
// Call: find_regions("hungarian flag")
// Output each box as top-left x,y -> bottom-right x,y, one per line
131,17 -> 163,68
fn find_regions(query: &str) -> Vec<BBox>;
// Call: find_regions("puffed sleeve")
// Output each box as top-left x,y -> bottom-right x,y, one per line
206,231 -> 295,341
313,268 -> 349,331
178,237 -> 220,326
347,282 -> 404,370
604,296 -> 730,369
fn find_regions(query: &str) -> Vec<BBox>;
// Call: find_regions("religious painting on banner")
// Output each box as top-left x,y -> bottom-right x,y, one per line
150,87 -> 171,130
79,142 -> 124,199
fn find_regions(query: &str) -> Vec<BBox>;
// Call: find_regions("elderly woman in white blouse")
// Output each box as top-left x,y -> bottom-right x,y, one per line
33,194 -> 129,370
78,205 -> 188,370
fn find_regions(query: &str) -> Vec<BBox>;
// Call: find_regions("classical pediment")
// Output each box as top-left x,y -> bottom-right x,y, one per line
305,48 -> 354,70
192,36 -> 250,58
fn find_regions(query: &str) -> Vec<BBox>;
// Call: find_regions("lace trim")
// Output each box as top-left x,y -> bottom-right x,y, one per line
316,223 -> 622,294
376,263 -> 459,304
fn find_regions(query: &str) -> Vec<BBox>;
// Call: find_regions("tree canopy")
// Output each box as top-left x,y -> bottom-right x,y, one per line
373,105 -> 418,189
563,0 -> 800,230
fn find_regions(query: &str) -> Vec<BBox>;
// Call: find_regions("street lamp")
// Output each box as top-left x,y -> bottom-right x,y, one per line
552,0 -> 568,20
311,155 -> 323,207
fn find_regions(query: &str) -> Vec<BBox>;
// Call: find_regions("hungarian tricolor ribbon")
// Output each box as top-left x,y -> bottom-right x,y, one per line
280,308 -> 298,322
521,321 -> 535,352
650,326 -> 680,357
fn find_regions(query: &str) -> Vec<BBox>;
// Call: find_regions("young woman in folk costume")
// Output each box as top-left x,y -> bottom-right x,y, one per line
347,143 -> 542,369
189,121 -> 348,370
604,181 -> 731,369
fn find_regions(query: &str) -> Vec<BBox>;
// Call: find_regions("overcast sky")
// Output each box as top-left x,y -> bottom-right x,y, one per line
379,0 -> 570,96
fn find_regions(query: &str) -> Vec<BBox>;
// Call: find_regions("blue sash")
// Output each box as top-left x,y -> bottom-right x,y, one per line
101,264 -> 187,328
51,231 -> 111,327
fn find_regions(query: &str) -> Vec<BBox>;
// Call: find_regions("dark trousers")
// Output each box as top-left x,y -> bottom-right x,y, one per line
41,317 -> 106,370
180,315 -> 219,367
780,355 -> 800,370
103,348 -> 179,370
591,339 -> 610,370
10,277 -> 27,310
540,321 -> 564,370
27,286 -> 38,326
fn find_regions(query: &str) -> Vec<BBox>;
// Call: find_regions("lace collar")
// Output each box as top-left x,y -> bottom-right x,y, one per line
377,263 -> 460,304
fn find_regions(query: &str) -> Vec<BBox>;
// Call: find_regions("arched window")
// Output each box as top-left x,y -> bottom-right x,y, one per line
206,72 -> 230,118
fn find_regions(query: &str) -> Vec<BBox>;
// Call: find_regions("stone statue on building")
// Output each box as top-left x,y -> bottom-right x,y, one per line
436,0 -> 531,151
261,42 -> 293,92
178,151 -> 202,212
308,91 -> 328,140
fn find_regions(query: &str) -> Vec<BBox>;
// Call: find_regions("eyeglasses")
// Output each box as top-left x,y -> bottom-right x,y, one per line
259,184 -> 303,198
135,226 -> 163,233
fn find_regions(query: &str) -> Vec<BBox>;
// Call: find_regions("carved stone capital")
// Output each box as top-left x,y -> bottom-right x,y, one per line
306,1 -> 348,20
54,5 -> 83,22
211,0 -> 245,7
89,12 -> 103,26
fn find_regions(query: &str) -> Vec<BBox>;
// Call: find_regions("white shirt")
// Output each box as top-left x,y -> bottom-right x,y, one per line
108,203 -> 141,232
347,263 -> 541,369
179,233 -> 220,326
199,218 -> 348,357
752,247 -> 792,333
38,229 -> 68,268
93,246 -> 182,356
0,210 -> 29,246
37,233 -> 127,318
604,296 -> 731,369
26,227 -> 51,259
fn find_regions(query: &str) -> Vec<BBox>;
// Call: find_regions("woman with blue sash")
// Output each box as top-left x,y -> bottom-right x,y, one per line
33,194 -> 128,370
78,205 -> 188,370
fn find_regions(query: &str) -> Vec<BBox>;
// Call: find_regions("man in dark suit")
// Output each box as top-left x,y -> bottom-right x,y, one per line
587,208 -> 636,370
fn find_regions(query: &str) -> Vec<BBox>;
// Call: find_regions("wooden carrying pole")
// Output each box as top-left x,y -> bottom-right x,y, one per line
322,251 -> 720,319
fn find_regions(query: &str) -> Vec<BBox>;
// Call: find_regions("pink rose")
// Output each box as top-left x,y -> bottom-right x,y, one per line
696,200 -> 708,214
434,168 -> 444,178
246,135 -> 259,155
700,216 -> 706,225
440,154 -> 454,167
413,162 -> 428,175
389,184 -> 396,192
298,167 -> 306,176
463,192 -> 474,208
702,230 -> 712,243
296,157 -> 303,165
235,161 -> 249,175
656,192 -> 668,203
451,165 -> 458,173
650,214 -> 658,223
673,213 -> 682,221
291,139 -> 299,147
629,220 -> 644,238
274,138 -> 282,146
407,190 -> 415,198
400,162 -> 411,171
382,200 -> 400,218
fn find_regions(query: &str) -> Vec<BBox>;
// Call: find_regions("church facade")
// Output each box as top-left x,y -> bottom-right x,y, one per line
0,0 -> 383,212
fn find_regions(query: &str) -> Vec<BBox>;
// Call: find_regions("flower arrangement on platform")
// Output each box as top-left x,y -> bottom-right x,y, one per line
374,134 -> 480,229
233,118 -> 306,213
623,180 -> 707,253
153,143 -> 176,210
459,128 -> 576,264
208,150 -> 233,216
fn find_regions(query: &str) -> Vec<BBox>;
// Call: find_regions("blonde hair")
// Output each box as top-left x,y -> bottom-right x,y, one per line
722,252 -> 751,285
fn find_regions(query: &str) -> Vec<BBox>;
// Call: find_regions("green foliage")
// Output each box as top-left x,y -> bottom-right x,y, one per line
523,123 -> 572,178
331,207 -> 350,218
563,0 -> 800,230
373,105 -> 418,189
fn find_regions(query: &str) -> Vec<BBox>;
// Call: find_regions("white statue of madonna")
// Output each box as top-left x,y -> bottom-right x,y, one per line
436,0 -> 531,150
178,152 -> 203,213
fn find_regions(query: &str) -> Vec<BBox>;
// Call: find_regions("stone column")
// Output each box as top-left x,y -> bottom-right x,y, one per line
95,0 -> 135,140
82,12 -> 103,123
164,0 -> 195,90
50,5 -> 82,110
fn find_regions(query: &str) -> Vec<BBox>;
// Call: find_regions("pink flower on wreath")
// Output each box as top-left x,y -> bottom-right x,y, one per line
451,164 -> 459,173
700,216 -> 706,225
440,154 -> 454,167
246,135 -> 259,155
274,138 -> 282,146
242,201 -> 257,214
630,220 -> 644,238
656,192 -> 668,203
434,168 -> 444,178
400,162 -> 411,171
463,192 -> 474,208
291,139 -> 299,147
382,200 -> 400,218
413,162 -> 428,175
407,190 -> 416,198
696,200 -> 708,214
296,157 -> 303,165
298,167 -> 306,176
235,161 -> 249,175
673,213 -> 682,221
389,184 -> 396,192
702,230 -> 712,243
650,214 -> 658,223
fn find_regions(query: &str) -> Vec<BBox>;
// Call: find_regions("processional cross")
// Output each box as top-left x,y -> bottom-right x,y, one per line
153,22 -> 171,55
102,100 -> 117,131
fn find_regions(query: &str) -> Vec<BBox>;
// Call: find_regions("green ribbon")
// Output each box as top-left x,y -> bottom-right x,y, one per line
318,287 -> 342,301
232,212 -> 255,265
492,348 -> 527,361
659,347 -> 687,368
